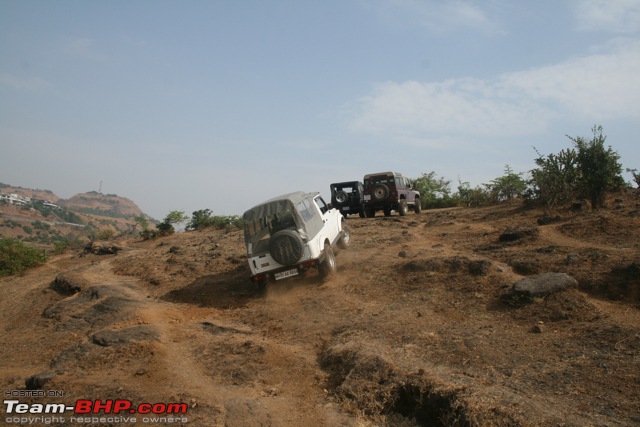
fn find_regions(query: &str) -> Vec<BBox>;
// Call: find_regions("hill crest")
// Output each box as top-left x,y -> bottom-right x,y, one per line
0,184 -> 144,218
63,191 -> 144,218
0,183 -> 147,246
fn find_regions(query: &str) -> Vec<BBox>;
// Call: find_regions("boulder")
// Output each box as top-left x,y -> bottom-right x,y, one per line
91,325 -> 159,346
26,371 -> 56,390
83,241 -> 122,255
50,272 -> 88,295
499,226 -> 539,242
511,272 -> 578,297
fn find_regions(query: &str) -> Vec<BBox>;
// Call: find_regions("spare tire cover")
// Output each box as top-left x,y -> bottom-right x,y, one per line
373,184 -> 389,200
269,230 -> 304,266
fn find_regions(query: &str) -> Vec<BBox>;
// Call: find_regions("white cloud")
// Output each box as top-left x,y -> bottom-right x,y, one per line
574,0 -> 640,34
348,39 -> 640,142
348,77 -> 551,138
503,39 -> 640,119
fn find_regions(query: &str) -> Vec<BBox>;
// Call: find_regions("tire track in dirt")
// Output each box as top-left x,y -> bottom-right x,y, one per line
72,258 -> 235,421
539,223 -> 637,252
90,254 -> 352,425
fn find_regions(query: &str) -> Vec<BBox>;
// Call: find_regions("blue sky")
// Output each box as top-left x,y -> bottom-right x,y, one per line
1,0 -> 639,219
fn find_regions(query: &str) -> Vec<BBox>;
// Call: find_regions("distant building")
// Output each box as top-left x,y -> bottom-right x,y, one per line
32,198 -> 60,209
0,193 -> 32,206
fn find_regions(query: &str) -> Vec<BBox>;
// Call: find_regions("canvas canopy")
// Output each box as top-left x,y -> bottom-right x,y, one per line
242,191 -> 324,255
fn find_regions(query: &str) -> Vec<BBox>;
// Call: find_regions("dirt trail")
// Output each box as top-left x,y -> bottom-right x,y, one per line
1,196 -> 639,426
539,223 -> 637,252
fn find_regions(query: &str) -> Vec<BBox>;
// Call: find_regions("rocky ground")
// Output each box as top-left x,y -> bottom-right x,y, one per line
1,192 -> 639,426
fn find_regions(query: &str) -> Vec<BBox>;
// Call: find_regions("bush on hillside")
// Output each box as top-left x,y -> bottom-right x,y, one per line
156,210 -> 189,237
570,125 -> 623,209
488,165 -> 527,202
0,238 -> 47,277
187,209 -> 243,231
528,126 -> 624,210
412,172 -> 459,209
627,168 -> 640,188
456,181 -> 492,207
529,147 -> 579,210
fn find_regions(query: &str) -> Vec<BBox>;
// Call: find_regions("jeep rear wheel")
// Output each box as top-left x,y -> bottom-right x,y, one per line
414,197 -> 422,213
269,230 -> 304,266
399,200 -> 408,216
319,243 -> 336,278
373,184 -> 389,201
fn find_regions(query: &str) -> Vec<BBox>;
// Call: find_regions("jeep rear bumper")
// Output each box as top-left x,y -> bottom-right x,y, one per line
250,258 -> 322,283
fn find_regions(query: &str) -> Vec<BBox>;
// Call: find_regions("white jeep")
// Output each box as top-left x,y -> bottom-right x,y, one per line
242,191 -> 351,286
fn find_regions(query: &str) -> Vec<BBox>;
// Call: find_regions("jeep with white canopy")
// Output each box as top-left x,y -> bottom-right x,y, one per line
242,191 -> 351,286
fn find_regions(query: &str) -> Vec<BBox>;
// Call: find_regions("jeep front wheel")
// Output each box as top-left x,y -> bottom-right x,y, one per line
269,230 -> 304,266
337,223 -> 351,249
319,243 -> 336,278
414,198 -> 422,213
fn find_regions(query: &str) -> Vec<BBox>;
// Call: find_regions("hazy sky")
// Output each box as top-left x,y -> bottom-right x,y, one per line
2,0 -> 639,219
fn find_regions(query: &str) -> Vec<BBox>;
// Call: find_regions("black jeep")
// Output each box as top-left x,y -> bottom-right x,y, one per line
329,181 -> 365,218
362,171 -> 421,217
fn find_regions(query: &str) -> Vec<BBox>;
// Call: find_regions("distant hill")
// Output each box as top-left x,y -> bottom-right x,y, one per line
62,191 -> 144,219
0,183 -> 148,248
0,183 -> 61,203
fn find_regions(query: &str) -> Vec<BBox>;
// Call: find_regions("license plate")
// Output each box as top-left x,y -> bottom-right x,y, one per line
343,206 -> 350,210
364,195 -> 371,201
275,268 -> 298,280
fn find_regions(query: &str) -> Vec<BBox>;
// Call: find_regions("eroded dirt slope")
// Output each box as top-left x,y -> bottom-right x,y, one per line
1,193 -> 639,426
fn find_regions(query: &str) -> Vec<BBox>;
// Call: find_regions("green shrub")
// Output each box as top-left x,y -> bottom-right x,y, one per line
33,220 -> 50,231
529,126 -> 623,210
488,165 -> 527,202
187,209 -> 243,231
0,238 -> 47,277
569,125 -> 623,209
627,169 -> 640,188
140,229 -> 158,240
96,229 -> 116,240
51,241 -> 69,255
155,210 -> 189,236
456,181 -> 491,207
134,215 -> 150,234
156,221 -> 175,236
412,172 -> 459,209
529,147 -> 579,210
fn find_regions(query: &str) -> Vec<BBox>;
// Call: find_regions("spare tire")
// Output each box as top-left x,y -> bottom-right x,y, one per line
269,230 -> 304,266
373,184 -> 389,200
335,191 -> 348,203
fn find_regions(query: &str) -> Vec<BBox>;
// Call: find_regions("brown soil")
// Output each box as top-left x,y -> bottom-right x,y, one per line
2,192 -> 640,426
